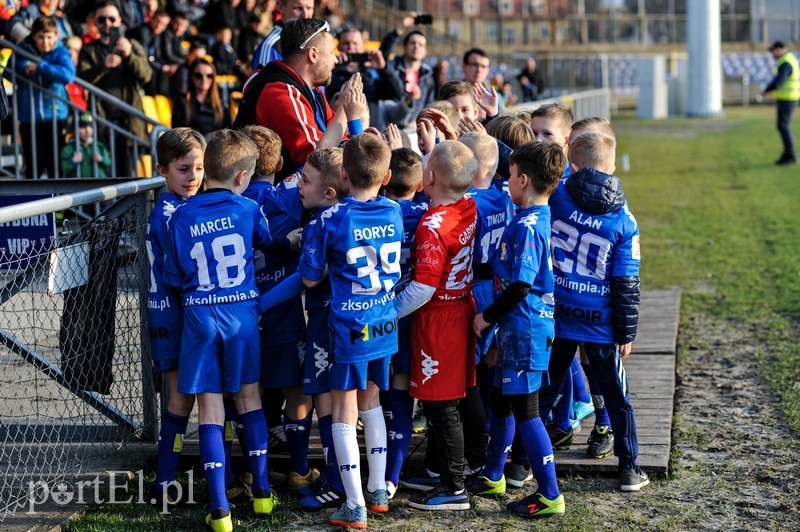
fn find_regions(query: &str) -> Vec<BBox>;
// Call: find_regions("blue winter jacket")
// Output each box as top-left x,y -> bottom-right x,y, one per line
13,40 -> 75,123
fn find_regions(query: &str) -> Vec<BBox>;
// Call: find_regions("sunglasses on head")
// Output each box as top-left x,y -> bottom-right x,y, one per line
97,16 -> 118,25
299,20 -> 331,50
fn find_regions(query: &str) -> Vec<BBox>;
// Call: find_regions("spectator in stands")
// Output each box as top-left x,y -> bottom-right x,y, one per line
762,40 -> 799,165
15,15 -> 75,179
8,0 -> 74,43
63,35 -> 88,110
433,58 -> 449,99
462,47 -> 490,85
116,0 -> 150,30
129,8 -> 183,95
200,0 -> 249,50
380,23 -> 435,127
238,11 -> 264,68
251,0 -> 313,70
233,18 -> 338,179
171,56 -> 230,136
78,0 -> 152,178
165,7 -> 191,63
210,25 -> 244,81
170,39 -> 206,100
517,57 -> 545,102
327,24 -> 403,130
60,113 -> 111,177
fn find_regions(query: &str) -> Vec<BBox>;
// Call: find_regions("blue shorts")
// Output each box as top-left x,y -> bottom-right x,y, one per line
260,337 -> 304,389
473,280 -> 498,357
303,307 -> 332,395
148,302 -> 182,374
494,367 -> 547,395
178,301 -> 261,395
390,315 -> 412,376
329,356 -> 391,391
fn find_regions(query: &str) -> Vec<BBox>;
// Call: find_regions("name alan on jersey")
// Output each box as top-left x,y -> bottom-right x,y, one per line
569,210 -> 603,230
190,217 -> 235,238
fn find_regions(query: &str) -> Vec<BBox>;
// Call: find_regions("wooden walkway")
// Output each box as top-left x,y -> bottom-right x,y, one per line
185,289 -> 680,477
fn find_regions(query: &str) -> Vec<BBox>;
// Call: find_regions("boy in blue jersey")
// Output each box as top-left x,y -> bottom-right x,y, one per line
240,125 -> 316,492
379,147 -> 428,498
473,141 -> 566,517
147,128 -> 205,508
293,147 -> 352,510
163,130 -> 279,532
299,133 -> 403,529
543,131 -> 648,492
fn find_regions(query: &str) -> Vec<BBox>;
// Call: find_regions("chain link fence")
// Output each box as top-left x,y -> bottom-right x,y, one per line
0,179 -> 163,519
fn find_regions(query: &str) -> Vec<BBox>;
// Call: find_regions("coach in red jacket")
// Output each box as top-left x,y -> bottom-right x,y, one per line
233,18 -> 339,179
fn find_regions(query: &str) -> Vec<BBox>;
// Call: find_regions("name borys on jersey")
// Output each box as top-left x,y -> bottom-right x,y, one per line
353,224 -> 396,242
190,217 -> 235,238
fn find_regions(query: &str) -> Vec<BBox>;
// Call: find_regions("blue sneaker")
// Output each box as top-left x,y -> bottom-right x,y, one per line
399,468 -> 440,492
298,476 -> 346,510
407,484 -> 470,511
329,502 -> 367,529
365,488 -> 389,512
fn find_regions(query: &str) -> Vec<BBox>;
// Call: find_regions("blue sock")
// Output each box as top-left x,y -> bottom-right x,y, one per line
483,414 -> 515,482
571,356 -> 591,404
553,375 -> 574,431
384,388 -> 414,487
285,411 -> 312,475
155,411 -> 189,489
582,363 -> 611,427
199,424 -> 229,513
223,398 -> 238,487
518,417 -> 559,500
238,409 -> 270,494
318,414 -> 344,492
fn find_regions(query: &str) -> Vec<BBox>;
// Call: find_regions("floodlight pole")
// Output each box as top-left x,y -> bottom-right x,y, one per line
687,0 -> 723,117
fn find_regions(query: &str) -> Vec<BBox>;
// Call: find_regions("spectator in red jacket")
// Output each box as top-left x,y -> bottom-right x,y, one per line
233,17 -> 339,179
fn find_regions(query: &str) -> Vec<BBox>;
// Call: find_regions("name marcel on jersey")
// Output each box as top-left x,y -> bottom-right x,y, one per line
190,217 -> 235,238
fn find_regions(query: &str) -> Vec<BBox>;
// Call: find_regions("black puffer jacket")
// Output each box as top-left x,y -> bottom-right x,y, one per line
566,168 -> 640,344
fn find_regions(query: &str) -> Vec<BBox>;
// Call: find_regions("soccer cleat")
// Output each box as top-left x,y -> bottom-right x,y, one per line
586,426 -> 614,459
399,468 -> 440,491
775,156 -> 798,166
225,478 -> 253,506
287,467 -> 320,491
504,462 -> 533,489
268,426 -> 289,454
407,484 -> 470,511
365,488 -> 390,512
573,400 -> 595,423
465,474 -> 506,497
298,476 -> 346,510
328,502 -> 368,529
619,467 -> 649,492
506,492 -> 565,518
205,508 -> 233,532
252,487 -> 279,515
546,422 -> 573,450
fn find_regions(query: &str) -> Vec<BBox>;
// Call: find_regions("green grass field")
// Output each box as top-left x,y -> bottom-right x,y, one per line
65,106 -> 800,530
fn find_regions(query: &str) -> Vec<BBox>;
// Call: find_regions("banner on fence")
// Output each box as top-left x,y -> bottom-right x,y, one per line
0,194 -> 56,269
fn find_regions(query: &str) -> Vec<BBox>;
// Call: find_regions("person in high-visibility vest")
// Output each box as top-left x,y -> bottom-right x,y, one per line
762,40 -> 800,165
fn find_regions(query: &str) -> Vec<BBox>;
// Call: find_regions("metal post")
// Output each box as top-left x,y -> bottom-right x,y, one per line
135,191 -> 158,442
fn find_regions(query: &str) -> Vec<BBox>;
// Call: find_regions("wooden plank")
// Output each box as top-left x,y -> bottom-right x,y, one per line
183,289 -> 679,477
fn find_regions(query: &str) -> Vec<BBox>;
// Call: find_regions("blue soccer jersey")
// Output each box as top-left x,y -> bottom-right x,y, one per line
298,196 -> 403,364
468,186 -> 515,268
163,190 -> 273,305
397,198 -> 429,282
146,192 -> 184,366
301,208 -> 332,311
493,205 -> 555,372
243,178 -> 306,345
549,180 -> 640,343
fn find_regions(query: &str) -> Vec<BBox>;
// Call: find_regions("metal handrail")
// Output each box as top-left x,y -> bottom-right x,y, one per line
0,38 -> 167,179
